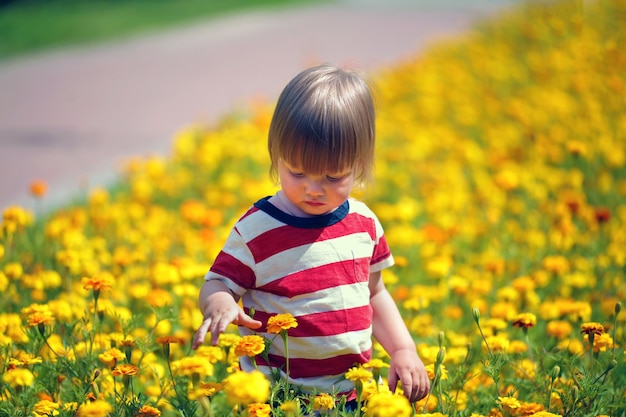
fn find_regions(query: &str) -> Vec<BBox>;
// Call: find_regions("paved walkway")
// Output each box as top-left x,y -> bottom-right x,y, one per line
0,0 -> 519,211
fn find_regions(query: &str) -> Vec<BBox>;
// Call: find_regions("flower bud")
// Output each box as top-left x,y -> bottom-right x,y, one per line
551,365 -> 560,380
616,302 -> 622,315
472,307 -> 481,324
437,347 -> 446,364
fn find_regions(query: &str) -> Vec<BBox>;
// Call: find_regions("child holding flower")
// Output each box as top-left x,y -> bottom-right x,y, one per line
193,64 -> 429,403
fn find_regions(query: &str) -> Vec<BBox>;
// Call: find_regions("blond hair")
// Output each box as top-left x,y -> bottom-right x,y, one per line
268,64 -> 376,183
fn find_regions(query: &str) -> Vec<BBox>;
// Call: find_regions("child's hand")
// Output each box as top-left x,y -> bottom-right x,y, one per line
192,291 -> 262,349
387,347 -> 430,403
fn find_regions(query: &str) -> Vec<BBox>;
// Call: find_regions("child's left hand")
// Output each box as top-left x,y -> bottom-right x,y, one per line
387,347 -> 430,403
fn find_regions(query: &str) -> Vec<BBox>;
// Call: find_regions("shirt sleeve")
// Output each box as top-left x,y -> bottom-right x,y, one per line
204,225 -> 256,297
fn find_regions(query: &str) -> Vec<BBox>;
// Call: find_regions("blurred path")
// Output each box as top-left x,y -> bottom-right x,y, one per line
0,0 -> 518,210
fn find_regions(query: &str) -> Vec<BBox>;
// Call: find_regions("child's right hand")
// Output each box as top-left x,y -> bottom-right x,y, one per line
192,291 -> 262,349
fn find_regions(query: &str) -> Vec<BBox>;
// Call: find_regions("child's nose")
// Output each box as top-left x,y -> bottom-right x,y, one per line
305,179 -> 324,196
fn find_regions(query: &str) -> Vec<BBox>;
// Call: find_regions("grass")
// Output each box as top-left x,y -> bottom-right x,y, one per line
0,0 -> 328,60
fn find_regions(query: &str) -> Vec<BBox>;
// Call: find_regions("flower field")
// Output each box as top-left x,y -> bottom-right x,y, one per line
1,0 -> 625,416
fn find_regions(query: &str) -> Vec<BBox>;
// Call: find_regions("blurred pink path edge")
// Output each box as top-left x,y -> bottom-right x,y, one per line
0,1 -> 516,211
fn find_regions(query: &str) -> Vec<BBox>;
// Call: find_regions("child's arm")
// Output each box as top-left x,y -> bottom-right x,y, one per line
369,271 -> 430,402
192,279 -> 262,349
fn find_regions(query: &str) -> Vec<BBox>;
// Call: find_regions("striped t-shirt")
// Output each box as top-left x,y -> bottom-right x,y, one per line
205,196 -> 394,394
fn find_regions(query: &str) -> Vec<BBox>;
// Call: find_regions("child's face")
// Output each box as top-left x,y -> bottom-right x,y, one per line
278,159 -> 355,217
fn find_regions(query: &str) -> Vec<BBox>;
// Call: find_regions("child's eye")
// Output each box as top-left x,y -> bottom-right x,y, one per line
326,175 -> 343,182
290,171 -> 305,178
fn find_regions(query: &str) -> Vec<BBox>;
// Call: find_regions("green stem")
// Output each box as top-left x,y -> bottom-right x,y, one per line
282,331 -> 290,399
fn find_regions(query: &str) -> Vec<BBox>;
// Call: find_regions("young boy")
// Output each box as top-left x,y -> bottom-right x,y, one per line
193,64 -> 429,403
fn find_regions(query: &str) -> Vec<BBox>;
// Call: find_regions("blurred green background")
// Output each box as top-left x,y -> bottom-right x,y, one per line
0,0 -> 327,59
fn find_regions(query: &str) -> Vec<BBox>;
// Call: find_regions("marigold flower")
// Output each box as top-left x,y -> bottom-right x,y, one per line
512,313 -> 537,329
76,400 -> 113,417
584,332 -> 615,352
156,335 -> 185,345
247,403 -> 271,417
172,356 -> 214,378
98,348 -> 126,368
546,320 -> 573,339
234,334 -> 266,357
223,370 -> 270,406
266,313 -> 298,334
580,322 -> 604,336
2,367 -> 35,387
195,345 -> 226,363
135,405 -> 161,417
279,399 -> 301,415
111,364 -> 139,377
345,366 -> 373,384
313,393 -> 336,411
30,180 -> 47,198
363,358 -> 390,370
218,333 -> 242,348
363,391 -> 412,417
81,276 -> 113,293
497,396 -> 521,409
33,399 -> 60,417
425,363 -> 448,380
193,381 -> 223,398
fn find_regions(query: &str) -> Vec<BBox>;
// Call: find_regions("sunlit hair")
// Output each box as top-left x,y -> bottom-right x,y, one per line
268,64 -> 376,184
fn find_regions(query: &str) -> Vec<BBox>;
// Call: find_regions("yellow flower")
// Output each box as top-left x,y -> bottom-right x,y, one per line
218,333 -> 242,348
580,322 -> 604,336
76,400 -> 113,417
21,304 -> 55,328
135,405 -> 161,417
546,320 -> 573,339
172,356 -> 213,378
266,313 -> 298,334
98,348 -> 126,368
223,370 -> 270,406
247,403 -> 271,417
362,358 -> 390,370
313,393 -> 336,411
512,313 -> 537,329
33,399 -> 60,417
345,366 -> 373,384
425,363 -> 448,380
498,396 -> 521,410
2,367 -> 35,387
234,334 -> 266,357
279,399 -> 301,416
111,364 -> 139,377
363,391 -> 412,417
4,262 -> 23,279
81,276 -> 113,293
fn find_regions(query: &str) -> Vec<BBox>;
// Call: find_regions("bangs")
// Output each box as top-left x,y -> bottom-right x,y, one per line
268,64 -> 376,182
279,110 -> 360,175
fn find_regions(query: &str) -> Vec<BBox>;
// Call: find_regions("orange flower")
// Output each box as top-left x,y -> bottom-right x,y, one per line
81,276 -> 112,292
98,348 -> 125,368
25,310 -> 55,328
29,180 -> 47,198
511,313 -> 537,329
156,335 -> 185,345
580,322 -> 604,336
266,313 -> 298,334
235,335 -> 266,357
247,403 -> 271,417
136,405 -> 161,417
112,364 -> 139,377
